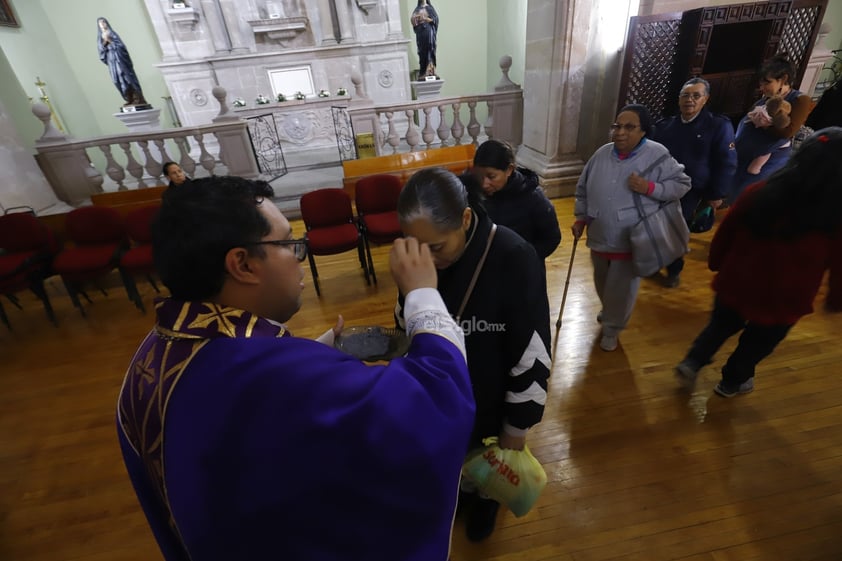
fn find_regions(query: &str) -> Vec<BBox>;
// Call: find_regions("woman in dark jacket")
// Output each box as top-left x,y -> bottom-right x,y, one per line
676,127 -> 842,397
395,168 -> 551,543
163,162 -> 190,189
473,139 -> 561,276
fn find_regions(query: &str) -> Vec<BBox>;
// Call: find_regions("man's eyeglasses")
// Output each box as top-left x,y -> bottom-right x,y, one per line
609,123 -> 640,132
679,92 -> 706,100
241,239 -> 308,261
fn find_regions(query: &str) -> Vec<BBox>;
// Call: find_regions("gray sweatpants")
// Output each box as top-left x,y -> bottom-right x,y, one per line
590,252 -> 640,337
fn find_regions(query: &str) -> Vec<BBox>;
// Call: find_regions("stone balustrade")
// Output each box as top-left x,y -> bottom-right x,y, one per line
31,98 -> 259,206
348,55 -> 523,156
30,56 -> 522,206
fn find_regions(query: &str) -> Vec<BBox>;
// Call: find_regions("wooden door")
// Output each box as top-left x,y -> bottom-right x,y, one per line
617,0 -> 828,124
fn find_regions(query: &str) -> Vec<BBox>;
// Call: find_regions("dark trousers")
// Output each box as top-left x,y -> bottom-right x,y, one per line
666,189 -> 705,277
685,298 -> 792,385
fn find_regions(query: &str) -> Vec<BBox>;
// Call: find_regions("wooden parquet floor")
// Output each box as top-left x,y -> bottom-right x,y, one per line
2,198 -> 841,561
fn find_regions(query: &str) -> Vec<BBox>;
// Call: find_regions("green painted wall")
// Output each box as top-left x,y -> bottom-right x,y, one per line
0,0 -> 169,141
485,0 -> 526,91
40,0 -> 169,135
0,46 -> 43,150
818,0 -> 842,85
0,0 -> 99,142
400,0 -> 490,96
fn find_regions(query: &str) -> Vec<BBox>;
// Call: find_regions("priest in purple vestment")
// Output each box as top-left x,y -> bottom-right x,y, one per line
116,176 -> 475,561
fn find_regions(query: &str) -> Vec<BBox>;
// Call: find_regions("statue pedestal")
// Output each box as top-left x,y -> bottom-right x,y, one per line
113,108 -> 162,132
410,79 -> 445,138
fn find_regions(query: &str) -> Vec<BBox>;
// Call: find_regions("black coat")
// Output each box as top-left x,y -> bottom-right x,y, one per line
398,208 -> 551,447
483,168 -> 561,263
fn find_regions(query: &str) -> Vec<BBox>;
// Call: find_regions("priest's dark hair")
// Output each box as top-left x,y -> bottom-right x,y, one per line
153,175 -> 275,300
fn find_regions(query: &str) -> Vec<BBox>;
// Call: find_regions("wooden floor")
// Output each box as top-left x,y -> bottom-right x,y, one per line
2,197 -> 841,561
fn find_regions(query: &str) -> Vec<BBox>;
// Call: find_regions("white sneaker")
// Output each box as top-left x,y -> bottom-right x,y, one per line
600,334 -> 618,352
674,360 -> 700,391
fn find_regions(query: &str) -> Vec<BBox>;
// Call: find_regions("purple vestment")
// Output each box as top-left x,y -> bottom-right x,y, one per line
117,299 -> 474,560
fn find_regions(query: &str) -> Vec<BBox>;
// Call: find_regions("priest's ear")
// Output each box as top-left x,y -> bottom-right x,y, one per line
223,247 -> 262,285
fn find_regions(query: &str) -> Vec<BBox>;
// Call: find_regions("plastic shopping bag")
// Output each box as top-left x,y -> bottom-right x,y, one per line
461,437 -> 547,517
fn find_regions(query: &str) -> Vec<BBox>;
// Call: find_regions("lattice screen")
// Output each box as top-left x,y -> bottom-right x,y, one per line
778,6 -> 821,79
624,19 -> 681,121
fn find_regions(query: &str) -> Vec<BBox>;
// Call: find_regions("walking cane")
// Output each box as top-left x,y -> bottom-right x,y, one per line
555,236 -> 578,330
551,236 -> 578,363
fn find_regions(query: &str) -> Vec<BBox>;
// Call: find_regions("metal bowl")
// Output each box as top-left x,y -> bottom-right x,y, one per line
334,325 -> 409,361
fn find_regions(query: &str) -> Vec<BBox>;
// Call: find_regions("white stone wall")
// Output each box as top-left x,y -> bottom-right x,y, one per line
0,100 -> 64,214
144,0 -> 411,140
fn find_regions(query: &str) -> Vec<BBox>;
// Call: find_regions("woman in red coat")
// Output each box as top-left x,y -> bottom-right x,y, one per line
675,127 -> 842,397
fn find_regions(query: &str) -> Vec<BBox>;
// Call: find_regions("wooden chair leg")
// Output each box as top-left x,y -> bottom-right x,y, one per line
307,252 -> 321,297
119,269 -> 145,313
30,280 -> 58,326
358,239 -> 371,286
147,275 -> 161,294
62,279 -> 87,317
0,300 -> 9,329
363,237 -> 377,285
6,294 -> 22,310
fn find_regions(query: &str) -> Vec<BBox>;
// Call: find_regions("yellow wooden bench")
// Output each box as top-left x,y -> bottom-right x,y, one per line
341,144 -> 477,197
90,186 -> 167,217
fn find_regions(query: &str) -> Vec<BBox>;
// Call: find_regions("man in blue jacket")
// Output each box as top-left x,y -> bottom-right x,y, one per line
652,77 -> 737,287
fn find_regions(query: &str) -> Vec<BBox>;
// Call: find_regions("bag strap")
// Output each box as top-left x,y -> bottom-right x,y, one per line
632,153 -> 671,218
456,224 -> 497,323
639,153 -> 670,180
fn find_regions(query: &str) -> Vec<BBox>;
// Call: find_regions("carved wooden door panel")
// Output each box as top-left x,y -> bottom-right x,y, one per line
616,12 -> 684,122
690,2 -> 792,121
617,0 -> 828,124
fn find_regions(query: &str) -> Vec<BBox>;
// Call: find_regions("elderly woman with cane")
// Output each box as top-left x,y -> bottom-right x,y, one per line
571,104 -> 690,352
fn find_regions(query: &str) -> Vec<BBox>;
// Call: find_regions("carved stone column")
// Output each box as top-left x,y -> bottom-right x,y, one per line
315,0 -> 338,45
802,22 -> 834,97
200,0 -> 234,54
333,0 -> 354,43
384,0 -> 405,39
219,0 -> 252,53
516,0 -> 594,197
143,0 -> 182,62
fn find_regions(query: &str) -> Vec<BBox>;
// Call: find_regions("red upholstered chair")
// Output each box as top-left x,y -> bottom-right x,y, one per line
354,174 -> 404,284
299,188 -> 370,297
0,210 -> 60,328
52,206 -> 140,316
119,205 -> 162,313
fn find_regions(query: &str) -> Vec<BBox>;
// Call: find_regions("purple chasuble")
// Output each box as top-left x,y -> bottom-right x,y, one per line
117,299 -> 474,561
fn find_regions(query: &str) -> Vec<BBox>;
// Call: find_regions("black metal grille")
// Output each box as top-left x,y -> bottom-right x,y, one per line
778,5 -> 821,80
331,106 -> 357,161
245,114 -> 288,182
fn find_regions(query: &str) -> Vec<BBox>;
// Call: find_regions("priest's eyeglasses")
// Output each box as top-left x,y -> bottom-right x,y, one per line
242,239 -> 308,261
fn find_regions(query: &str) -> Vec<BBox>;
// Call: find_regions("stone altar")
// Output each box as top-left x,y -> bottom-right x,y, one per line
143,0 -> 412,170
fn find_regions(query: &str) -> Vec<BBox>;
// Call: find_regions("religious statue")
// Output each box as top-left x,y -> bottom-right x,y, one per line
411,0 -> 439,78
97,17 -> 149,109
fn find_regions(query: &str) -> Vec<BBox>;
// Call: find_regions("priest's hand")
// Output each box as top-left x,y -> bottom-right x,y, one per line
391,237 -> 437,294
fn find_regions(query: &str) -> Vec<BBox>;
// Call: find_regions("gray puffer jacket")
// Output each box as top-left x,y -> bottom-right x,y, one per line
574,139 -> 691,253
